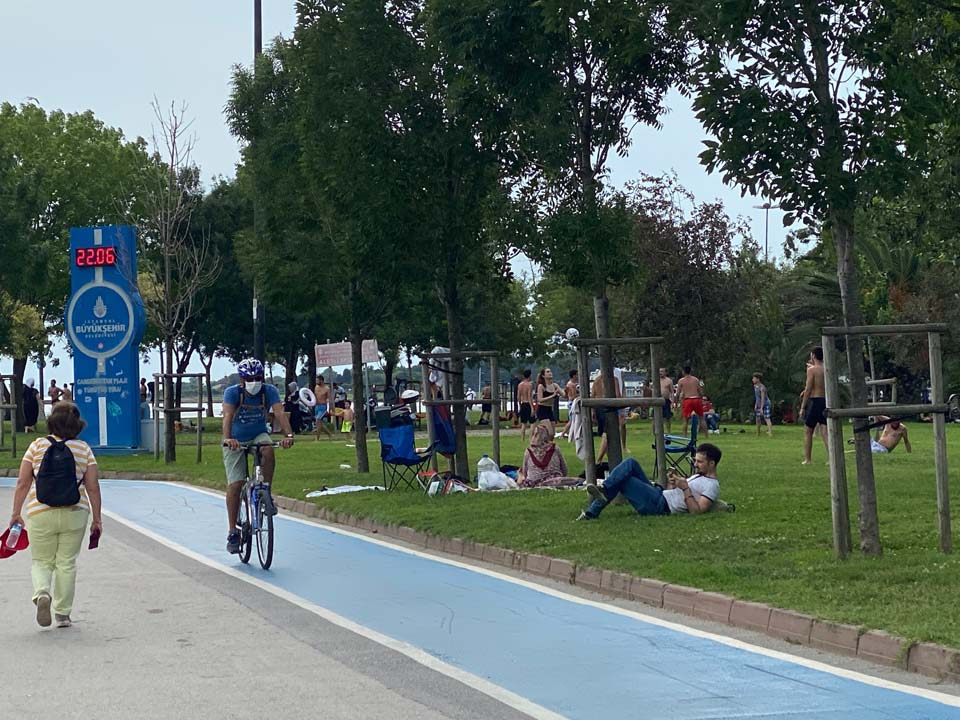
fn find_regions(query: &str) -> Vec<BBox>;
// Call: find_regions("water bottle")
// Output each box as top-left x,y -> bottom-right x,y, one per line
6,522 -> 22,549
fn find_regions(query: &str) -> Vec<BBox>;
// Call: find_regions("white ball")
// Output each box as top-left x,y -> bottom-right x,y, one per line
565,327 -> 580,340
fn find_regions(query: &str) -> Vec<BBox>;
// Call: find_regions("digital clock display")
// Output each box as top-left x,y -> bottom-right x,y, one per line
75,246 -> 117,267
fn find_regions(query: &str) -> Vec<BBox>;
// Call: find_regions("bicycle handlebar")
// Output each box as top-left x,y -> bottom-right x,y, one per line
222,441 -> 283,449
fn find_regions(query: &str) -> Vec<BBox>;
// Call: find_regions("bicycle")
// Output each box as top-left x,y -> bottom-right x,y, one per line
229,441 -> 280,569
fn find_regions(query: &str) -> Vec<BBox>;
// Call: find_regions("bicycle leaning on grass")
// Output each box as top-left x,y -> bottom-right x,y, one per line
226,441 -> 280,569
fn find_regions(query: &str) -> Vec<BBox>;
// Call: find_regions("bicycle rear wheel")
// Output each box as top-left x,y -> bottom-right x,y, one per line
255,491 -> 274,569
238,488 -> 252,564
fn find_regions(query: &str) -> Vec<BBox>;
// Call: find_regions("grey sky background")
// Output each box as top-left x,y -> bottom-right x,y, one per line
1,1 -> 786,382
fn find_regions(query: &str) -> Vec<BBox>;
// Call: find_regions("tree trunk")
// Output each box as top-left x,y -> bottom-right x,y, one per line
12,357 -> 26,432
164,339 -> 176,462
305,343 -> 317,388
284,346 -> 298,389
594,291 -> 622,468
349,325 -> 370,473
444,278 -> 470,481
383,348 -> 397,390
833,211 -> 881,555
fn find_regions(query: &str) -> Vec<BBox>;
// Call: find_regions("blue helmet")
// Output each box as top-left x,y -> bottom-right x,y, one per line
237,358 -> 264,380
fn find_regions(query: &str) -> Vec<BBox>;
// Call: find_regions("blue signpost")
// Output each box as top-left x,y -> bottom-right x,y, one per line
65,226 -> 146,449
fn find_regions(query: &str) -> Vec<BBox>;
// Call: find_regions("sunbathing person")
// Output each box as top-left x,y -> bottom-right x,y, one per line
576,444 -> 721,520
518,421 -> 581,488
871,417 -> 911,454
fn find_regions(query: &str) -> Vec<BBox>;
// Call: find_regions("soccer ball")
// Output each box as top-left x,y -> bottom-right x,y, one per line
565,327 -> 580,341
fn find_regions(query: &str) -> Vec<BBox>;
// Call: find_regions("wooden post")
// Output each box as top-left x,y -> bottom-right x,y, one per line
421,363 -> 438,472
822,335 -> 852,558
154,373 -> 161,461
928,331 -> 952,553
490,356 -> 500,466
577,346 -> 597,486
196,375 -> 203,464
650,343 -> 667,486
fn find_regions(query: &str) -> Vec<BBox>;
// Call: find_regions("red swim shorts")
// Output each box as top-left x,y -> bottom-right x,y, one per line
682,398 -> 705,419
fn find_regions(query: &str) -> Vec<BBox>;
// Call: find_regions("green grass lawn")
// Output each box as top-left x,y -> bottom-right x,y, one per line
4,415 -> 960,647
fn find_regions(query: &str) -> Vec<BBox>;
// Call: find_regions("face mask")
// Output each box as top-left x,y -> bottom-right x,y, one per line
245,381 -> 263,396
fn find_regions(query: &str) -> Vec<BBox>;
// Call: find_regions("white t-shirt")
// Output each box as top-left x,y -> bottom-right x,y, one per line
663,474 -> 719,514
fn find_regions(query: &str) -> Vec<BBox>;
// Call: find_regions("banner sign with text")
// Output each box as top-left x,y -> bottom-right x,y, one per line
315,340 -> 380,368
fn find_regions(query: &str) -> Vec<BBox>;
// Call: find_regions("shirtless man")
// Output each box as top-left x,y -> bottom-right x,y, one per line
675,366 -> 704,436
48,378 -> 62,407
871,417 -> 911,454
658,368 -> 674,434
517,369 -> 534,440
313,376 -> 334,439
799,347 -> 828,464
60,382 -> 74,402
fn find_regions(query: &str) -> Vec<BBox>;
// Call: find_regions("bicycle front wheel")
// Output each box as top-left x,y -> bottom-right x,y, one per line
238,489 -> 252,564
256,494 -> 274,569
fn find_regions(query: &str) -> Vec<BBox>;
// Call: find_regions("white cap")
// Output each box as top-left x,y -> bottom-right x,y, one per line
401,389 -> 420,400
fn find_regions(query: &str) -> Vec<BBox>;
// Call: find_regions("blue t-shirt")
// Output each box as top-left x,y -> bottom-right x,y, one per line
224,383 -> 281,442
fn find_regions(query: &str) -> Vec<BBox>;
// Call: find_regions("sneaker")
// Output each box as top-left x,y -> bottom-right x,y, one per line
226,531 -> 242,554
55,614 -> 72,628
35,593 -> 52,627
262,493 -> 278,517
575,511 -> 594,521
586,484 -> 607,503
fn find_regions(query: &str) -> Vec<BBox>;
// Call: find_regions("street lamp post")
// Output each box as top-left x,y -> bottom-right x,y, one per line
753,202 -> 777,262
252,0 -> 265,360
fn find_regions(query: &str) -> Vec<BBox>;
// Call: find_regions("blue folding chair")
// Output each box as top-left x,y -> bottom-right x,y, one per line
378,424 -> 436,491
653,415 -> 699,478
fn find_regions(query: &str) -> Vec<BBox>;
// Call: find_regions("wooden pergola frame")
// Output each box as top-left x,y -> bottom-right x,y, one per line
420,350 -> 502,476
571,337 -> 668,487
822,323 -> 951,557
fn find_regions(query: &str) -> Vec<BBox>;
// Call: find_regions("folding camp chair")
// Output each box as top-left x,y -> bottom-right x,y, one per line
653,414 -> 699,478
378,424 -> 436,491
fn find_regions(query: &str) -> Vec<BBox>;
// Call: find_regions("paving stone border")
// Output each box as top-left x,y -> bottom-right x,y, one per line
268,494 -> 960,685
49,470 -> 957,686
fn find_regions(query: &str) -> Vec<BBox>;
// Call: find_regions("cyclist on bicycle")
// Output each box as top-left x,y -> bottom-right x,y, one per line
222,358 -> 294,554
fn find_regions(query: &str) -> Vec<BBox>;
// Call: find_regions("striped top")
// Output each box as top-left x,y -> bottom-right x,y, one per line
22,436 -> 97,518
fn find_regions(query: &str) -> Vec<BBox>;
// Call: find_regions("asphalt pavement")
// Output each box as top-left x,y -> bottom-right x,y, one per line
2,480 -> 960,720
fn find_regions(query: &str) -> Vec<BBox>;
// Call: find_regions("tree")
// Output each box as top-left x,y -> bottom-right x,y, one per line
673,0 -> 927,555
229,7 -> 419,473
429,0 -> 688,466
0,102 -> 150,427
134,101 -> 220,462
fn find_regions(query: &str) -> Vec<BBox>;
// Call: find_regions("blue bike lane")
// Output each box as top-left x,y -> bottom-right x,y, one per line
22,479 -> 960,720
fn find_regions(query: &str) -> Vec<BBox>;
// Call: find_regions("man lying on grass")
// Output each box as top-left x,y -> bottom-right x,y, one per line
576,444 -> 721,521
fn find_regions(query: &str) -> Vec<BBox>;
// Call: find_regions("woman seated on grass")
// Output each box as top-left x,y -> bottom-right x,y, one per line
518,421 -> 581,488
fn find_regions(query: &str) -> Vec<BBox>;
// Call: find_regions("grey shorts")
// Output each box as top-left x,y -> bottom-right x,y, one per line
222,432 -> 272,484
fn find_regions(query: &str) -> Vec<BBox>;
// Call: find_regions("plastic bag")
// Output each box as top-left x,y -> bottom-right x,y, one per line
477,455 -> 518,491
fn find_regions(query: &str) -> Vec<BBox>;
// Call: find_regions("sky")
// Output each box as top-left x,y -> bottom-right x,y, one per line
0,1 -> 786,384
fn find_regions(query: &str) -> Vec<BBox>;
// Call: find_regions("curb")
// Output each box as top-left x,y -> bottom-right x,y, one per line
270,494 -> 960,685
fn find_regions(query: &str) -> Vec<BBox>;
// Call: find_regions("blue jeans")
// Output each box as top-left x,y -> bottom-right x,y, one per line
705,413 -> 719,432
585,458 -> 670,518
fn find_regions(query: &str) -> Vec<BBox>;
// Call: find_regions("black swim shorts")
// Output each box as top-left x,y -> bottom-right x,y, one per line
804,397 -> 828,428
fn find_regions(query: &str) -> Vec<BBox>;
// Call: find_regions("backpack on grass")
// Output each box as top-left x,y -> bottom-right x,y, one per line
35,436 -> 81,507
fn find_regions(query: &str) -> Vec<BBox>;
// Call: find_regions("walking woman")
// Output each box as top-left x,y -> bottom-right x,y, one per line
22,378 -> 40,433
7,402 -> 102,628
